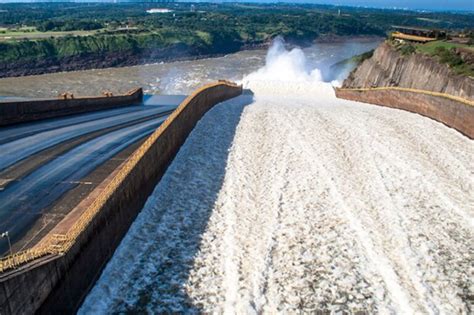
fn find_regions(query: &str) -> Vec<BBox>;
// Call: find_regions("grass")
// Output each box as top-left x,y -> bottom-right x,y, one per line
416,41 -> 474,55
0,28 -> 101,41
195,30 -> 212,46
0,27 -> 38,36
389,39 -> 474,77
415,40 -> 474,77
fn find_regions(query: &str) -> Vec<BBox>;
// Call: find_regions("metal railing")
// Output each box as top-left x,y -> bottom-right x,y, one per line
0,81 -> 241,274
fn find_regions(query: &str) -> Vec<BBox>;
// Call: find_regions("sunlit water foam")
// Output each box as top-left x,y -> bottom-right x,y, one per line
239,36 -> 338,100
79,36 -> 474,314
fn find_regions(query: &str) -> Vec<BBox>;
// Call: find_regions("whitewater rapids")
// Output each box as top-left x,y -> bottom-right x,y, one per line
80,41 -> 473,314
79,90 -> 473,313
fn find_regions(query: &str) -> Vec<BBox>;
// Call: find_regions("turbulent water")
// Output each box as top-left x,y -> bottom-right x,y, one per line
78,38 -> 474,314
0,38 -> 379,98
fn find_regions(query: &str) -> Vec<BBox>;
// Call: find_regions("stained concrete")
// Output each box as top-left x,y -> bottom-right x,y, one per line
0,88 -> 143,126
335,88 -> 474,139
0,82 -> 242,315
343,42 -> 474,100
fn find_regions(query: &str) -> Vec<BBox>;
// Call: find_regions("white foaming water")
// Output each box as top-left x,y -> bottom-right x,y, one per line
79,35 -> 473,314
240,37 -> 337,99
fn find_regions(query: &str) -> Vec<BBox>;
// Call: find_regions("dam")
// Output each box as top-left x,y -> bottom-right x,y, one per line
0,38 -> 473,314
80,40 -> 473,313
81,82 -> 473,314
0,94 -> 186,256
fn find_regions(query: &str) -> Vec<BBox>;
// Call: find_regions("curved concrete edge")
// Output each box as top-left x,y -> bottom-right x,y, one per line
0,81 -> 242,315
335,88 -> 474,139
0,88 -> 143,126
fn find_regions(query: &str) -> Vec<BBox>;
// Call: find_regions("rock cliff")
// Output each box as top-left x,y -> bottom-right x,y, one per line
343,42 -> 474,99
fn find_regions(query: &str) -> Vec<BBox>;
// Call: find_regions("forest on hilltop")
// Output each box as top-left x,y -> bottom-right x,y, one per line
0,2 -> 473,77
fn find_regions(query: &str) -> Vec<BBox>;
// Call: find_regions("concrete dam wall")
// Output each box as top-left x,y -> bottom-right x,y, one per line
337,41 -> 474,139
335,87 -> 474,139
0,88 -> 143,126
0,81 -> 242,314
343,42 -> 474,99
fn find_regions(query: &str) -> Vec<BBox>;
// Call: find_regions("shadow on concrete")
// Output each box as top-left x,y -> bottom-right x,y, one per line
79,90 -> 255,313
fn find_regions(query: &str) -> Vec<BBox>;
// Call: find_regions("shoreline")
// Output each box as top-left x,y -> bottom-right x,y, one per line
0,36 -> 382,80
0,42 -> 270,79
0,36 -> 382,99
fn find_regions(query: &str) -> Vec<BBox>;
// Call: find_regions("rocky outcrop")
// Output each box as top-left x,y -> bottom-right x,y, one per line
457,47 -> 474,65
337,42 -> 474,138
343,42 -> 474,99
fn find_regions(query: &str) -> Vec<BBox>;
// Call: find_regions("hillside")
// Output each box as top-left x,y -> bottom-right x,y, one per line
343,41 -> 474,99
1,2 -> 474,77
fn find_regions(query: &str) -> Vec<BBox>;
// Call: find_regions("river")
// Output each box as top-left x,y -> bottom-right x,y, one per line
0,37 -> 380,98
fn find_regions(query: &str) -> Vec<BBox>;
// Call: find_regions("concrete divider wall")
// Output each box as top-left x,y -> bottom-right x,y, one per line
335,88 -> 474,139
0,88 -> 143,126
0,81 -> 242,314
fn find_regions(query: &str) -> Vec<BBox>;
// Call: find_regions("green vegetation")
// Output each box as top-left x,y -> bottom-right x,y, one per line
390,39 -> 474,77
399,44 -> 417,56
329,49 -> 374,75
389,39 -> 417,56
0,28 -> 99,41
37,20 -> 103,32
0,2 -> 473,76
416,41 -> 474,55
416,41 -> 474,76
352,50 -> 375,64
0,31 -> 212,62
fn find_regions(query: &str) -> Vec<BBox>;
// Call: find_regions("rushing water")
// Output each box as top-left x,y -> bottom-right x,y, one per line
79,37 -> 474,314
0,38 -> 380,98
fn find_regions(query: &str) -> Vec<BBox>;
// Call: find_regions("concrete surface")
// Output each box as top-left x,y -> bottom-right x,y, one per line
0,82 -> 242,315
335,88 -> 474,139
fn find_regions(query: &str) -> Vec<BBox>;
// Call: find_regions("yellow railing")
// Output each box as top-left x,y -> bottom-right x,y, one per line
0,243 -> 54,273
336,86 -> 474,107
0,81 -> 241,274
391,31 -> 437,43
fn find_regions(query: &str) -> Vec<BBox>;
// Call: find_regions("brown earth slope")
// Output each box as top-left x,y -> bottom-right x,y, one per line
343,42 -> 474,99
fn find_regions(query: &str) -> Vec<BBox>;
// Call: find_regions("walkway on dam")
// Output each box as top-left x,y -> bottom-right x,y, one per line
0,95 -> 186,255
81,87 -> 473,314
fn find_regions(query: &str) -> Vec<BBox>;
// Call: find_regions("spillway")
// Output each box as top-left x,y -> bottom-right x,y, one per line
80,39 -> 473,313
80,86 -> 473,313
0,96 -> 181,255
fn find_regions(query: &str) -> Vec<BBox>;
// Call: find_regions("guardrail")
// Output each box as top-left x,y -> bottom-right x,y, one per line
336,86 -> 474,107
0,243 -> 54,273
0,81 -> 241,274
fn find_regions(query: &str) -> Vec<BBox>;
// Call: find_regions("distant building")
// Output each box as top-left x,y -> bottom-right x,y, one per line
146,8 -> 173,14
391,26 -> 446,43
